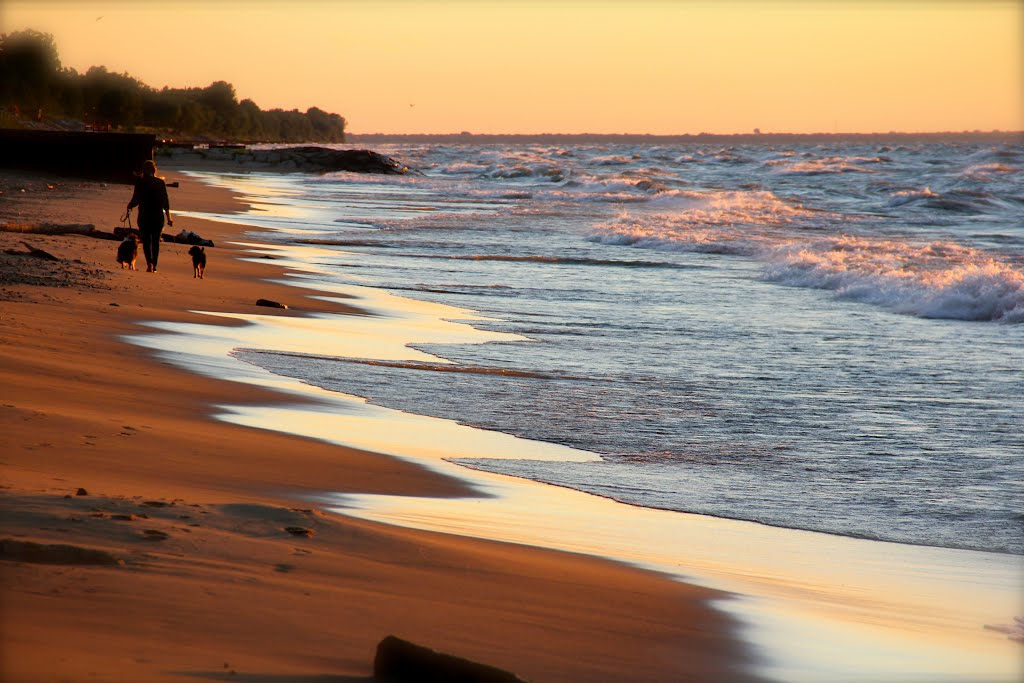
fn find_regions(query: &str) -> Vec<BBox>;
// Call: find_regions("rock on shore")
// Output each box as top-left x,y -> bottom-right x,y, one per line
159,145 -> 415,175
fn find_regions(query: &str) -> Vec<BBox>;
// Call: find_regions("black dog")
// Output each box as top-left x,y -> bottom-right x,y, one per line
188,245 -> 206,279
116,234 -> 140,270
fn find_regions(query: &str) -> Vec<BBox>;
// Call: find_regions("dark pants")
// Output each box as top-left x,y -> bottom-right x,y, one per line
139,226 -> 162,268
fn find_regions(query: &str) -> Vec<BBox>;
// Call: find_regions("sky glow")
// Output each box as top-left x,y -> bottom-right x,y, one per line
3,0 -> 1020,135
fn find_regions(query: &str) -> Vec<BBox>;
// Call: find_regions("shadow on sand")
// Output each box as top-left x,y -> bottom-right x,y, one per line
177,672 -> 374,683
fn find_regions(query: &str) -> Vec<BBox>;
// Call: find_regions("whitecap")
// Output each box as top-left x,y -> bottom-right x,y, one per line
589,193 -> 1024,323
962,163 -> 1019,179
764,237 -> 1024,323
887,187 -> 940,207
773,156 -> 879,175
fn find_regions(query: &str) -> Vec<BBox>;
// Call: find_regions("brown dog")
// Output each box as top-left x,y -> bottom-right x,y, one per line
188,245 -> 206,279
116,234 -> 140,270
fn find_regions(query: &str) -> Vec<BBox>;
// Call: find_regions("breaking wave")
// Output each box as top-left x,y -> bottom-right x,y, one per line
769,156 -> 886,175
887,187 -> 941,207
962,163 -> 1019,180
587,190 -> 816,254
589,193 -> 1024,323
764,237 -> 1024,323
887,188 -> 1001,214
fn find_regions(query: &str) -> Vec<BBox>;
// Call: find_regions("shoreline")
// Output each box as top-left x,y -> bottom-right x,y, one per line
0,166 -> 755,682
133,195 -> 1022,682
3,162 -> 1020,683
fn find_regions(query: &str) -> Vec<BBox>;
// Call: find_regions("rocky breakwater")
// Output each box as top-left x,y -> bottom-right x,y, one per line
159,145 -> 416,175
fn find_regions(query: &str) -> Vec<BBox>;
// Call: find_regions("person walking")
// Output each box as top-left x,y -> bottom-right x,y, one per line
126,160 -> 172,272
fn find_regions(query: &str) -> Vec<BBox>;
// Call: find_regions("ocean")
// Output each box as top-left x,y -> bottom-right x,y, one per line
145,139 -> 1024,682
187,140 -> 1023,557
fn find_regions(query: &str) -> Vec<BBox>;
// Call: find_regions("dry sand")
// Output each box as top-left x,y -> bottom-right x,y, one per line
0,166 -> 755,682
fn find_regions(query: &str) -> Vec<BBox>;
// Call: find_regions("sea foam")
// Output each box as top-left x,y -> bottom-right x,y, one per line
589,192 -> 1023,323
587,190 -> 814,253
764,237 -> 1024,323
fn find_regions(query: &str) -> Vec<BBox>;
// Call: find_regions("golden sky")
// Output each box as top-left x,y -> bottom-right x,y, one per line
3,0 -> 1021,135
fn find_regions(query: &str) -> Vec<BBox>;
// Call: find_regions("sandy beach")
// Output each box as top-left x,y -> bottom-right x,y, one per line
0,166 -> 755,682
3,1 -> 1020,680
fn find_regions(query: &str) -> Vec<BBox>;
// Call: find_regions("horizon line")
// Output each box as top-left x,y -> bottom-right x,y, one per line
348,129 -> 1023,138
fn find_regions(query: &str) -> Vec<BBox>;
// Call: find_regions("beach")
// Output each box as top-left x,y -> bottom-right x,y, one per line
2,141 -> 1021,683
3,0 -> 1021,678
0,167 -> 754,682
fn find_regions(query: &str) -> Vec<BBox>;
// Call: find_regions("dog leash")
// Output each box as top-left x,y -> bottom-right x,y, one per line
120,210 -> 133,230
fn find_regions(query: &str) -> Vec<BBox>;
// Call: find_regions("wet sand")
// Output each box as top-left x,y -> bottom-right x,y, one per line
0,166 -> 754,682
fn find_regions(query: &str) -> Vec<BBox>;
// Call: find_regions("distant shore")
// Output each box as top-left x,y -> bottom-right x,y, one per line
348,129 -> 1024,145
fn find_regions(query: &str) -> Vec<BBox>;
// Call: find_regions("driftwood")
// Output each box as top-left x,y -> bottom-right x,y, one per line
255,298 -> 288,309
86,229 -> 120,241
0,539 -> 123,566
20,242 -> 61,261
0,222 -> 95,235
374,636 -> 528,683
0,224 -> 135,242
160,230 -> 215,247
113,227 -> 140,239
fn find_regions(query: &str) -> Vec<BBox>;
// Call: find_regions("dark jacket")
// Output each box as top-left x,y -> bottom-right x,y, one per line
128,175 -> 169,230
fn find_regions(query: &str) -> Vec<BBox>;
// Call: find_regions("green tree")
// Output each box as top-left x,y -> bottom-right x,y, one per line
176,101 -> 213,136
0,29 -> 62,112
238,98 -> 266,140
0,30 -> 346,142
197,80 -> 238,134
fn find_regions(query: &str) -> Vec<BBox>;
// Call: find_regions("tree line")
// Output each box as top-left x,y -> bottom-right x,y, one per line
0,30 -> 346,143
